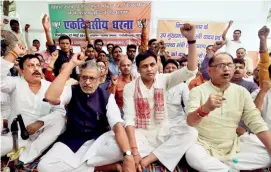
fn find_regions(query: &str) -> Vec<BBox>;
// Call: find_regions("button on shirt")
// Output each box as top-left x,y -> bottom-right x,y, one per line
0,58 -> 66,127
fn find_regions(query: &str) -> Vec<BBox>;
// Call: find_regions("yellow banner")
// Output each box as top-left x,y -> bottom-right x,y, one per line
157,20 -> 226,60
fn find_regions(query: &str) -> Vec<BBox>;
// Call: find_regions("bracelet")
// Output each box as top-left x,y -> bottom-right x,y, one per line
259,50 -> 267,53
187,40 -> 196,44
197,106 -> 209,117
8,50 -> 18,58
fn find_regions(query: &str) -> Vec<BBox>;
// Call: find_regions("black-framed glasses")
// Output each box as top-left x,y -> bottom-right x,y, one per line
81,76 -> 98,83
210,63 -> 235,69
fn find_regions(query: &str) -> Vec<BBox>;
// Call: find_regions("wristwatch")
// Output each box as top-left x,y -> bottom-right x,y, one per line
123,150 -> 132,157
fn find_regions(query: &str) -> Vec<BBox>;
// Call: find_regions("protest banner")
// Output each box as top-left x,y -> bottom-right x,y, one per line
157,20 -> 226,61
48,1 -> 151,46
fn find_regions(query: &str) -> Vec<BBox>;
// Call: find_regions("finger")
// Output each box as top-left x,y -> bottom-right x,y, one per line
137,164 -> 142,172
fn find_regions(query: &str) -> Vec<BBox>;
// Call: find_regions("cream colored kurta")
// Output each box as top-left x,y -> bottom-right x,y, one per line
124,66 -> 197,146
187,81 -> 268,161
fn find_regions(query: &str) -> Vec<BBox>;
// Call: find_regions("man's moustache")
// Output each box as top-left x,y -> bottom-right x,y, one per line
32,72 -> 41,76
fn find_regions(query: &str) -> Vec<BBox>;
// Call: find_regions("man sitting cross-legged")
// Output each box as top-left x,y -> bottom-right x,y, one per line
38,52 -> 135,172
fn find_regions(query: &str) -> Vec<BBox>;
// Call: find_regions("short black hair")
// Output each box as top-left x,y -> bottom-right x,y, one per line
94,39 -> 104,46
148,39 -> 157,46
136,50 -> 157,67
236,47 -> 246,53
112,45 -> 122,54
164,59 -> 178,69
18,54 -> 41,70
206,45 -> 213,50
87,44 -> 94,49
179,57 -> 188,65
234,30 -> 242,34
10,19 -> 19,26
208,52 -> 234,67
32,39 -> 40,44
58,35 -> 71,44
106,43 -> 114,48
233,58 -> 245,66
98,50 -> 107,56
127,44 -> 137,51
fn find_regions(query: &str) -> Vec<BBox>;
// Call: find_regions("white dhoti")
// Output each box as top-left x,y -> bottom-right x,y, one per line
38,141 -> 95,172
1,115 -> 65,164
185,133 -> 271,172
85,122 -> 198,172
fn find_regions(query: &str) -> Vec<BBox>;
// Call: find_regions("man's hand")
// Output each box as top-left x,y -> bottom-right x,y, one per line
25,24 -> 30,33
85,20 -> 90,29
51,50 -> 59,60
180,23 -> 196,41
141,19 -> 147,27
13,43 -> 26,56
26,121 -> 44,135
202,93 -> 225,113
228,20 -> 233,27
213,41 -> 226,51
258,26 -> 270,41
133,153 -> 142,172
70,52 -> 87,66
122,156 -> 136,172
42,14 -> 50,32
30,46 -> 37,53
80,41 -> 88,53
236,126 -> 246,137
260,80 -> 271,93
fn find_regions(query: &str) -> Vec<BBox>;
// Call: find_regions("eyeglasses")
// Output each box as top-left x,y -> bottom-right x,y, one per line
210,63 -> 235,69
81,76 -> 98,83
128,50 -> 136,53
98,66 -> 106,70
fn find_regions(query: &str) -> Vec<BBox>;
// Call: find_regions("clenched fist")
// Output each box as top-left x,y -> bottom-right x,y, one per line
202,93 -> 225,113
180,23 -> 196,41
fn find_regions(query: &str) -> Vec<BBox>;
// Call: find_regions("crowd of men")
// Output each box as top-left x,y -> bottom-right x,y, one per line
1,14 -> 271,172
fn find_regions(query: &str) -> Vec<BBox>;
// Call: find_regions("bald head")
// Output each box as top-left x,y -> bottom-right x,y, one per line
119,58 -> 132,75
120,57 -> 132,66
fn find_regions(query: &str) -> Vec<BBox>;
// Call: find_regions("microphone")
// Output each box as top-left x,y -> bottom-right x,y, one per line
16,115 -> 29,140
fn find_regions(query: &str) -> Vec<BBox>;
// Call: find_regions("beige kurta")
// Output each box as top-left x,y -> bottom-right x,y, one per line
187,81 -> 268,161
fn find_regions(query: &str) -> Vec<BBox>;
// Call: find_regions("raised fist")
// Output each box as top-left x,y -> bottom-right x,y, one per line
180,23 -> 196,41
258,26 -> 270,40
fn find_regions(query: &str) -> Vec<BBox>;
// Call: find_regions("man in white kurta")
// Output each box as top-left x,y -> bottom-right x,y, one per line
83,23 -> 199,172
186,52 -> 271,171
1,45 -> 66,164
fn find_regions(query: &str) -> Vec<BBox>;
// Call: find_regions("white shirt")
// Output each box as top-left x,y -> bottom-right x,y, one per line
225,39 -> 244,57
123,66 -> 197,146
251,89 -> 271,130
60,86 -> 123,129
166,82 -> 189,123
0,58 -> 66,127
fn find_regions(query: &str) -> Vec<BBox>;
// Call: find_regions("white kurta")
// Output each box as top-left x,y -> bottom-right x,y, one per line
122,66 -> 198,171
251,89 -> 271,130
0,58 -> 66,163
38,87 -> 124,172
166,82 -> 189,124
